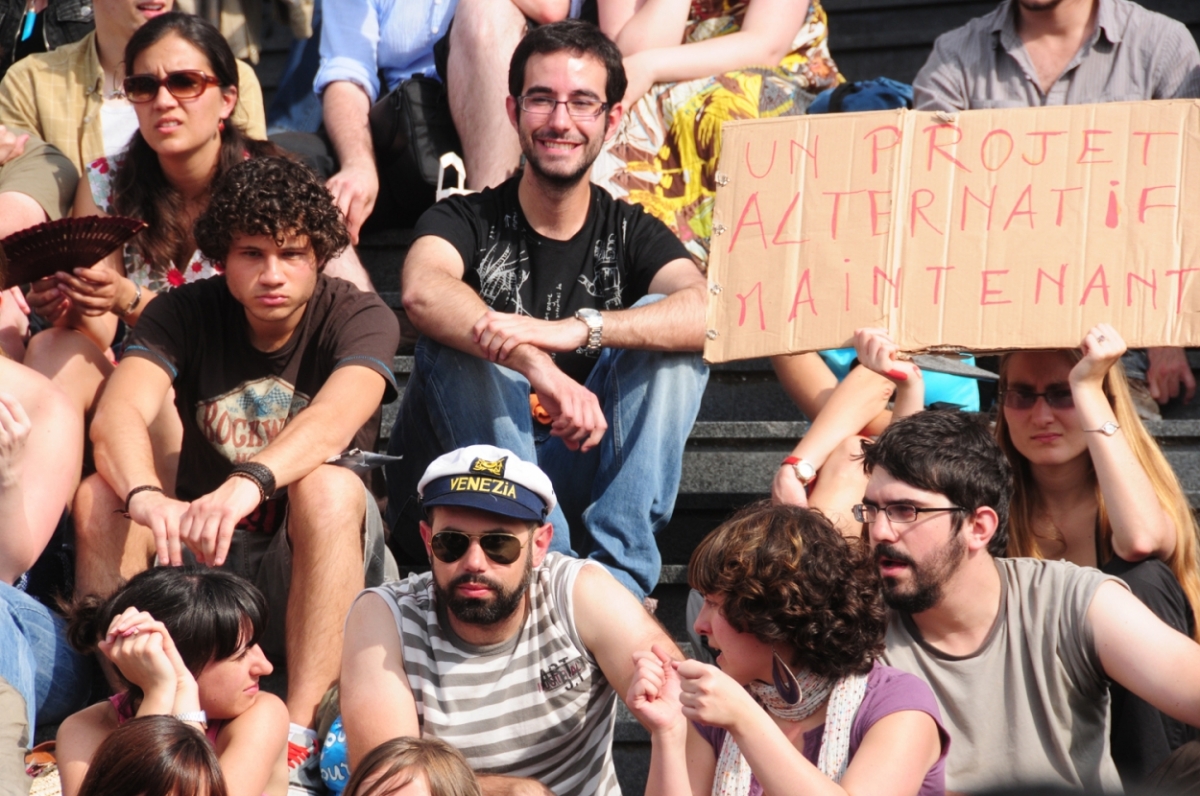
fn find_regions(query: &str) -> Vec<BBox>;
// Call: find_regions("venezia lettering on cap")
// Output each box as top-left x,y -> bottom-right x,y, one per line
448,476 -> 518,499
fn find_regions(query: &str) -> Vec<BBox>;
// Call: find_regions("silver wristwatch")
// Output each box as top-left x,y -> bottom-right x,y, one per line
575,308 -> 603,355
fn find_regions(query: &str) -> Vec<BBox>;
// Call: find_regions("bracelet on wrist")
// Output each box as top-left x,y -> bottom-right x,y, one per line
114,484 -> 164,519
173,710 -> 207,729
226,462 -> 276,505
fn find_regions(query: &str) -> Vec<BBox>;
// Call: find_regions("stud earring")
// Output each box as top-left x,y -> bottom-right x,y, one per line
218,119 -> 225,132
772,650 -> 801,705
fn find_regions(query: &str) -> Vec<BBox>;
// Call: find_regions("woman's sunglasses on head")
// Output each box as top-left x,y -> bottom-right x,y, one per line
123,70 -> 221,103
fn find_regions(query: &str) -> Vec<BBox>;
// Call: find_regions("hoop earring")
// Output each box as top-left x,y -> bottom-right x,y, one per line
772,650 -> 801,705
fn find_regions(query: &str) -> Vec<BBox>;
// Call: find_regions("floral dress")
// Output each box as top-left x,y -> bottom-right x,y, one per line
590,0 -> 842,266
87,155 -> 222,294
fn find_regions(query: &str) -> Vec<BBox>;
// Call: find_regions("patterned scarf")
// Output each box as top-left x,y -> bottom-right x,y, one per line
711,672 -> 869,796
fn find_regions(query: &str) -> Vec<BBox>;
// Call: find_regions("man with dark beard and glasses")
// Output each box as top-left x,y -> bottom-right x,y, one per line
857,411 -> 1200,792
384,19 -> 708,602
912,0 -> 1200,421
341,445 -> 679,796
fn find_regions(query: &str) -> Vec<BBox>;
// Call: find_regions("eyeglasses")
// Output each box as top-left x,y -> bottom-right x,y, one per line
517,95 -> 608,119
852,504 -> 966,523
429,530 -> 528,565
999,388 -> 1075,411
123,70 -> 222,103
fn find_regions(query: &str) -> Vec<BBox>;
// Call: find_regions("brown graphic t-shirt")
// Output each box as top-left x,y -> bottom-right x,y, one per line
125,274 -> 400,531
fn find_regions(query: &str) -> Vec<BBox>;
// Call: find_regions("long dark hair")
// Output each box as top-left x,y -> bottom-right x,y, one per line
67,566 -> 268,707
113,12 -> 281,271
78,716 -> 228,796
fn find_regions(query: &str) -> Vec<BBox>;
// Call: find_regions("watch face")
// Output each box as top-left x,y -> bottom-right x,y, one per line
796,461 -> 816,481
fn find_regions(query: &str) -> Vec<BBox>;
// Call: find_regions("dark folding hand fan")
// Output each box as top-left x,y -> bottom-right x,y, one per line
0,215 -> 148,288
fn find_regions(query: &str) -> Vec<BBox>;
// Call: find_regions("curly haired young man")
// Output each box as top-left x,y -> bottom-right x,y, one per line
73,156 -> 400,792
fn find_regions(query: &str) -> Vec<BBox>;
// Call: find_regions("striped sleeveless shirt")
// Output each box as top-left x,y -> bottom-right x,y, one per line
368,553 -> 621,796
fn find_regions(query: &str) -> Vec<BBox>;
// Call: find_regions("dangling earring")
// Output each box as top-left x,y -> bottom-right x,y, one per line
772,650 -> 801,705
218,119 -> 225,132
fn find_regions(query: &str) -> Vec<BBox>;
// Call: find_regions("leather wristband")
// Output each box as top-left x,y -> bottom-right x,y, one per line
226,462 -> 276,505
114,484 -> 164,519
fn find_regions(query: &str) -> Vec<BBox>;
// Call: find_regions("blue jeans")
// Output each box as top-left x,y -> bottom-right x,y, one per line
386,300 -> 708,598
0,582 -> 91,735
266,0 -> 324,134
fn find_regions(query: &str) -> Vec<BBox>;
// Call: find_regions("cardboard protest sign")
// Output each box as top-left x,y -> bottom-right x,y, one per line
703,100 -> 1200,362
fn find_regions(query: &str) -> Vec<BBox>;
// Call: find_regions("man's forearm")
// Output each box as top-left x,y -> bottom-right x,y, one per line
251,369 -> 386,488
92,405 -> 163,501
323,81 -> 375,171
599,283 -> 707,351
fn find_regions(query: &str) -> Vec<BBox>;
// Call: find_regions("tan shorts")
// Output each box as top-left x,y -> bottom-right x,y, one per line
0,130 -> 77,221
0,679 -> 29,796
192,480 -> 397,664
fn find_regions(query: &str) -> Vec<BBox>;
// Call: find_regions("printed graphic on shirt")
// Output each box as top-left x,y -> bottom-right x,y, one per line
478,236 -> 529,315
197,376 -> 311,462
539,654 -> 588,693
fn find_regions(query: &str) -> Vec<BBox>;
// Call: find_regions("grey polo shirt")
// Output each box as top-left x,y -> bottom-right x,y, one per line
913,0 -> 1200,111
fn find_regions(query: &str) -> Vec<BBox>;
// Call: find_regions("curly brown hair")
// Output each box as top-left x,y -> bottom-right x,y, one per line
689,502 -> 886,678
194,157 -> 350,269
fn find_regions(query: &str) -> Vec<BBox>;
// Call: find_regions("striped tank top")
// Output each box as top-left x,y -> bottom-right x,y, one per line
368,553 -> 621,796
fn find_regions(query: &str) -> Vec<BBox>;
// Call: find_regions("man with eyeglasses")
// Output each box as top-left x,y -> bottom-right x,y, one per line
857,410 -> 1200,792
342,444 -> 679,796
385,20 -> 708,602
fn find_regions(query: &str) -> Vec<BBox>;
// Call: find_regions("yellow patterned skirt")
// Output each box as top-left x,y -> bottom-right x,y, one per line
591,0 -> 842,266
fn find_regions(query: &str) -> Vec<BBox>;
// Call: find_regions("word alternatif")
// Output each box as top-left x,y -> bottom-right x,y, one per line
726,126 -> 1178,251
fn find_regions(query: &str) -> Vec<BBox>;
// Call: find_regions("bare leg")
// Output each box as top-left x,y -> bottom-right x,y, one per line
325,244 -> 374,293
283,464 -> 366,727
25,328 -> 182,492
448,0 -> 526,190
0,191 -> 47,239
73,473 -> 158,599
807,435 -> 872,537
23,328 -> 112,422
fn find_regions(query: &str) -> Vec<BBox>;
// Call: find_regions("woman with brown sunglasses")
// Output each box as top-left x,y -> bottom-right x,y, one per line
995,322 -> 1200,785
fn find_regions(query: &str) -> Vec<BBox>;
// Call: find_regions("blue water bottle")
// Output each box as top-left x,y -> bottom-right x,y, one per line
320,715 -> 351,793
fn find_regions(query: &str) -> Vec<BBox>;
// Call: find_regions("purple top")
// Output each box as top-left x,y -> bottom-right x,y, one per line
696,662 -> 949,796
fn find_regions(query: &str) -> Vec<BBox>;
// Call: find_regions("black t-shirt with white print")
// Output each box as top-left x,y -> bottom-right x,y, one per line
414,174 -> 691,383
125,274 -> 400,530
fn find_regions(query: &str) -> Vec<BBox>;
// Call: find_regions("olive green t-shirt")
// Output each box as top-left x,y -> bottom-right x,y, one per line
882,557 -> 1124,792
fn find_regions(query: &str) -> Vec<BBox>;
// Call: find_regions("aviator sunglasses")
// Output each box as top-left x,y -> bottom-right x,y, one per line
123,70 -> 222,103
430,530 -> 528,565
999,387 -> 1076,411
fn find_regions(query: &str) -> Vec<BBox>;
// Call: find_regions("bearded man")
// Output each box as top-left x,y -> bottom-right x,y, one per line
383,19 -> 708,602
859,411 -> 1200,792
340,444 -> 679,796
